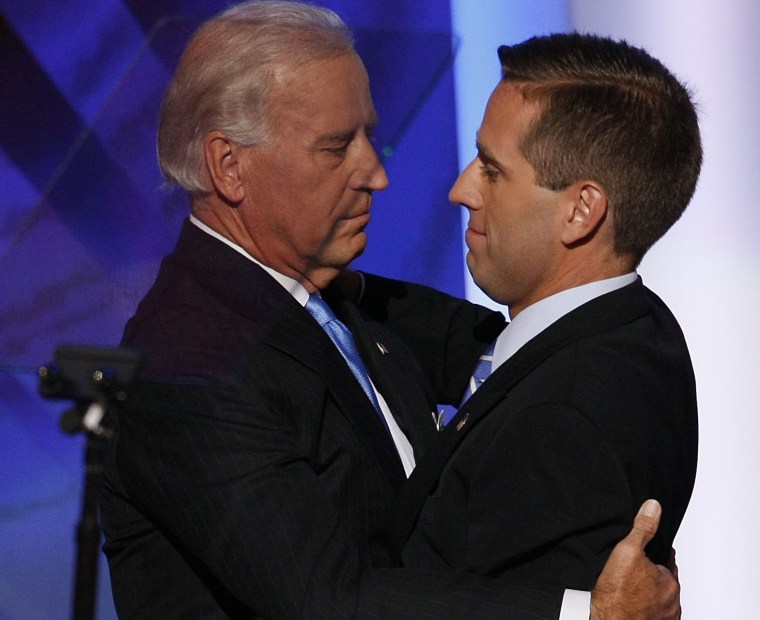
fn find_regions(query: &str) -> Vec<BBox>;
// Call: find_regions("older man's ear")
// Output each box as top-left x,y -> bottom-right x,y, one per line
203,131 -> 246,204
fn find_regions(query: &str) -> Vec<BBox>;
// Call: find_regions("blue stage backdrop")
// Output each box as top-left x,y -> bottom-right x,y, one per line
0,1 -> 464,617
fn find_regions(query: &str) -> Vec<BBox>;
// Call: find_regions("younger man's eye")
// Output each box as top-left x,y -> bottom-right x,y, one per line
479,164 -> 499,181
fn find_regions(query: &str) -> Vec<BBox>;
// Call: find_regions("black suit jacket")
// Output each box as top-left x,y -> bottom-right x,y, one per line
100,221 -> 566,619
361,274 -> 698,591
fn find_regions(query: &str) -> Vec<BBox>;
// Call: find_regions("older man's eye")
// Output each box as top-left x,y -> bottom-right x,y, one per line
325,145 -> 349,156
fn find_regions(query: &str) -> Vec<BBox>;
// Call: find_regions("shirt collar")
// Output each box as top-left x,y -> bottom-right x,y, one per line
492,272 -> 638,372
189,215 -> 310,307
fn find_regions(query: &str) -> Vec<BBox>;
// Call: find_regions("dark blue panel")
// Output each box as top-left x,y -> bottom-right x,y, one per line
0,16 -> 84,188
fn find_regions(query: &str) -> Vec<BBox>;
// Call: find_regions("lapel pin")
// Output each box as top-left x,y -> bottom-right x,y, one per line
376,342 -> 389,355
456,413 -> 470,431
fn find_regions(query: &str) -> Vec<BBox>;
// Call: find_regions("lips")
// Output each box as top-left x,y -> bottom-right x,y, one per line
347,197 -> 372,225
465,223 -> 485,238
340,211 -> 371,232
464,223 -> 486,254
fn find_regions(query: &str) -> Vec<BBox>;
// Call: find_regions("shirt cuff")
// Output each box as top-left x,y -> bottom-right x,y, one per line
559,589 -> 591,620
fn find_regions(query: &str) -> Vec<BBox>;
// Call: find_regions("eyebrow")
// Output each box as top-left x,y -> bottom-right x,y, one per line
315,120 -> 378,147
316,131 -> 355,146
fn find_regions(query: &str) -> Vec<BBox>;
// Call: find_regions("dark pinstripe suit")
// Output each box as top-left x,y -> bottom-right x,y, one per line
360,274 -> 698,593
99,221 -> 565,619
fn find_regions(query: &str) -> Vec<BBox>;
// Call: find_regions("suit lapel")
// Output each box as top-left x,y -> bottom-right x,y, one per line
176,221 -> 407,482
264,291 -> 408,483
385,279 -> 650,562
330,292 -> 438,451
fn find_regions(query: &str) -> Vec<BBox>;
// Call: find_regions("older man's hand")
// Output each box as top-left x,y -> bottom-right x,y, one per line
590,500 -> 681,620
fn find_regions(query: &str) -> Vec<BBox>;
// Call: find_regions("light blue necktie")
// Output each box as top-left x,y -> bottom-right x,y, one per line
437,343 -> 495,427
305,295 -> 384,418
458,341 -> 496,407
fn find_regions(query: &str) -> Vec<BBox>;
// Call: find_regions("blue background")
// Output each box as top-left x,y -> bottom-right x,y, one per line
0,1 -> 465,617
6,1 -> 750,618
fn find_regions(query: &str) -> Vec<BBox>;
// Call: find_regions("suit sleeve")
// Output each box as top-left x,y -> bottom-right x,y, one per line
413,400 -> 635,590
106,376 -> 566,620
358,273 -> 632,588
359,273 -> 506,404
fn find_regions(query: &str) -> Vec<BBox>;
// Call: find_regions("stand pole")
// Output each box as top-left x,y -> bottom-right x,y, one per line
71,430 -> 106,620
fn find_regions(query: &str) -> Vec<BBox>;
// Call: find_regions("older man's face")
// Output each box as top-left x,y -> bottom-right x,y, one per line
237,51 -> 388,290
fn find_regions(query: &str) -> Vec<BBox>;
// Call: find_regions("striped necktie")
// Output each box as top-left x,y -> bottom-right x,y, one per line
459,341 -> 495,407
305,295 -> 383,417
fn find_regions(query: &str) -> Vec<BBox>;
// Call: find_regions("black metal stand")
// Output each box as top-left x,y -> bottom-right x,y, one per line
39,346 -> 143,620
69,417 -> 110,620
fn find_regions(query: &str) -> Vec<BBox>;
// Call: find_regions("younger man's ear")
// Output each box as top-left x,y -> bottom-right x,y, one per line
203,131 -> 246,203
561,181 -> 608,246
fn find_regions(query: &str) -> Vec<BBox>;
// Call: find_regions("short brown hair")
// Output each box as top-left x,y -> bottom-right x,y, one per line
498,33 -> 702,264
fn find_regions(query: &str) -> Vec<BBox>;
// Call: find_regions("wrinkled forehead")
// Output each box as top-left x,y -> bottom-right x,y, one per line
267,51 -> 377,135
270,52 -> 373,117
271,49 -> 368,92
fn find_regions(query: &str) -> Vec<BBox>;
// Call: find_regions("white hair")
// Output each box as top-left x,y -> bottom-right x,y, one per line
157,1 -> 354,193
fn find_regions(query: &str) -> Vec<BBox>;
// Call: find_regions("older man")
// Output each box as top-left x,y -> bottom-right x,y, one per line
99,4 -> 680,619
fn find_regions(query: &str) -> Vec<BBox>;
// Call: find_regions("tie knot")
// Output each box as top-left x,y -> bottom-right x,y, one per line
305,294 -> 336,327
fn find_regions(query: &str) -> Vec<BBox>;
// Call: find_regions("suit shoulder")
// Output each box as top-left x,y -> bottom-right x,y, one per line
122,265 -> 268,381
